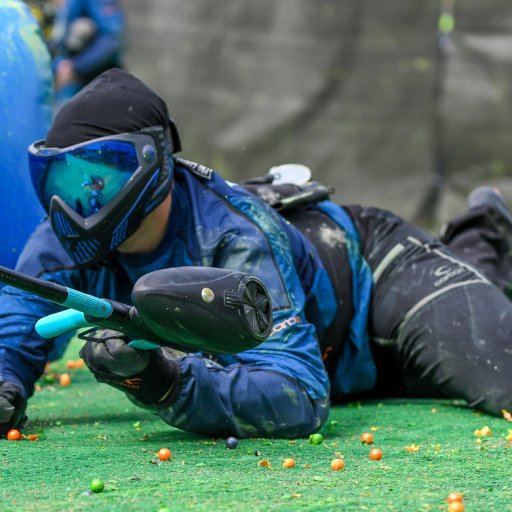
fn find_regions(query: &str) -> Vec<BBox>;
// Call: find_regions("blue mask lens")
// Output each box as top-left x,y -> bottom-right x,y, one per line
34,140 -> 140,218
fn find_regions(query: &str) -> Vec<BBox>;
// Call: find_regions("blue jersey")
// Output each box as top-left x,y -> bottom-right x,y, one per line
0,162 -> 375,403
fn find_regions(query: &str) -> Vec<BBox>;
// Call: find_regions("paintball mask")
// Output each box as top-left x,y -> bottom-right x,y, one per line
29,120 -> 181,266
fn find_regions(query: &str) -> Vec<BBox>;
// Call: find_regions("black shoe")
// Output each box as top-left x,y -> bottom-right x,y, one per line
468,186 -> 512,229
466,186 -> 512,297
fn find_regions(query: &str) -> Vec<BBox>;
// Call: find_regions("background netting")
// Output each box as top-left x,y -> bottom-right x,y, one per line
123,0 -> 512,228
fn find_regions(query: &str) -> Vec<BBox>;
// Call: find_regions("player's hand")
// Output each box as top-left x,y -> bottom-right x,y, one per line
0,381 -> 27,437
55,59 -> 76,89
80,329 -> 150,377
79,329 -> 179,406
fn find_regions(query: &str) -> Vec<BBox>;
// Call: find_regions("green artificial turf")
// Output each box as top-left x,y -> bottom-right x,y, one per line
1,339 -> 512,511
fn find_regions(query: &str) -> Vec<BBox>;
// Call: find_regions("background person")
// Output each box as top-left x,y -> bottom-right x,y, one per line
49,0 -> 124,109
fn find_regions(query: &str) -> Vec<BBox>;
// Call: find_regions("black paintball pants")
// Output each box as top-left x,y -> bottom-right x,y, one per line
346,205 -> 512,416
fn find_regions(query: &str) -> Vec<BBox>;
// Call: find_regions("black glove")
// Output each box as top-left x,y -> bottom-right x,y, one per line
0,381 -> 27,437
79,329 -> 180,406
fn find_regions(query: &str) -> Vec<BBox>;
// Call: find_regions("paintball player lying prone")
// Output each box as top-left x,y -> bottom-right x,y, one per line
1,68 -> 512,438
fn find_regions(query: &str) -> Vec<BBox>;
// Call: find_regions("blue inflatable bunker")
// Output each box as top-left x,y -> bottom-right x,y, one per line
0,0 -> 52,270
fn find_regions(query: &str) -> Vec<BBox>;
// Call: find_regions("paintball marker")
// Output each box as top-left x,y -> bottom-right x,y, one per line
0,265 -> 272,354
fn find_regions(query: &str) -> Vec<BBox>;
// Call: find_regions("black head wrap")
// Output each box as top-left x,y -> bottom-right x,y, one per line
46,68 -> 170,148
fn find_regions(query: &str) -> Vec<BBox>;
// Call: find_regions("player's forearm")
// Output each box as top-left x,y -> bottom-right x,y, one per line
153,356 -> 329,438
0,291 -> 61,396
